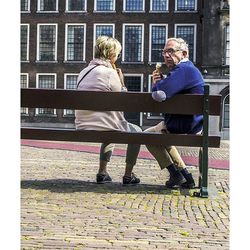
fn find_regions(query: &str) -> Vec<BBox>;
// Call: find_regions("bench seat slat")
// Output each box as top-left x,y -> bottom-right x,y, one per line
21,89 -> 222,115
21,128 -> 221,148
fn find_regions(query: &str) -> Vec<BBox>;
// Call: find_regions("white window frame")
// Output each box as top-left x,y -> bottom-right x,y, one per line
21,24 -> 30,62
64,23 -> 86,62
222,94 -> 229,129
122,23 -> 144,63
150,0 -> 169,12
37,23 -> 58,62
21,73 -> 29,115
35,73 -> 57,115
63,74 -> 78,116
175,0 -> 197,12
123,0 -> 145,12
224,24 -> 230,66
93,23 -> 115,57
123,73 -> 144,126
21,0 -> 30,13
65,0 -> 87,12
174,23 -> 197,63
37,0 -> 59,13
94,0 -> 116,12
147,74 -> 165,120
149,24 -> 168,63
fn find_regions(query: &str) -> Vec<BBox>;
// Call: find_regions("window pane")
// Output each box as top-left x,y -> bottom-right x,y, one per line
176,0 -> 195,11
151,0 -> 168,11
125,0 -> 143,11
21,0 -> 29,11
38,75 -> 55,115
39,25 -> 56,61
225,25 -> 230,65
21,74 -> 28,88
124,26 -> 143,62
176,25 -> 195,61
147,75 -> 163,118
67,25 -> 85,61
124,76 -> 141,92
151,26 -> 166,62
21,25 -> 28,61
223,95 -> 229,128
38,75 -> 55,89
21,74 -> 28,114
65,75 -> 78,115
66,75 -> 78,90
95,25 -> 114,39
67,0 -> 86,11
123,76 -> 141,125
39,0 -> 57,11
96,0 -> 114,11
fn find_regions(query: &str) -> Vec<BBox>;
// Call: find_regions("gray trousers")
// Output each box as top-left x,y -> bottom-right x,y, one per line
100,123 -> 142,166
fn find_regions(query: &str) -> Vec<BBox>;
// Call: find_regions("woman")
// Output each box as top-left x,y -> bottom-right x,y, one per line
75,36 -> 141,185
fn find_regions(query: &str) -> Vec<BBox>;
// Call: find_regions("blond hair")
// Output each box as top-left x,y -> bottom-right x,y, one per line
94,36 -> 122,60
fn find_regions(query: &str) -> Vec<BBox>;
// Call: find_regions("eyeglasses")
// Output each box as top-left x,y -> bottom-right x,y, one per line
162,48 -> 182,56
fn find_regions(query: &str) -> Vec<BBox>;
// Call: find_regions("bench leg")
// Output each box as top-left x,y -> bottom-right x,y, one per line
198,147 -> 202,188
194,147 -> 209,198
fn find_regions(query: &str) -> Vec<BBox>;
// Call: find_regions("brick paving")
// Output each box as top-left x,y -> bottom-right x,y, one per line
21,141 -> 229,250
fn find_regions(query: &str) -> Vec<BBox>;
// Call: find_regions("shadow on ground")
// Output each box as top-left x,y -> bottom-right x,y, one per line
21,179 -> 194,196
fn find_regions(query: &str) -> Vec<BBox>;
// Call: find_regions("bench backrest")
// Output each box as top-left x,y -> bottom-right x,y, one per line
21,88 -> 221,116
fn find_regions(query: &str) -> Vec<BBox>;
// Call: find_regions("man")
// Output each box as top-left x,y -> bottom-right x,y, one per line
145,37 -> 204,188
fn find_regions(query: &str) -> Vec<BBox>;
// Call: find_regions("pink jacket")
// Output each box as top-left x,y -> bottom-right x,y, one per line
75,59 -> 129,132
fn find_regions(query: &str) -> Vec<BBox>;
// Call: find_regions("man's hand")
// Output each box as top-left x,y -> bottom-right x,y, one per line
152,70 -> 163,84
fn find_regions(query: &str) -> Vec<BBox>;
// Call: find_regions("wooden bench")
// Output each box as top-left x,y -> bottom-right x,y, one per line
21,85 -> 222,198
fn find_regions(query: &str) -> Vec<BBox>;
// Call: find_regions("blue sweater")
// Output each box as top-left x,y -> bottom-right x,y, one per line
152,60 -> 204,134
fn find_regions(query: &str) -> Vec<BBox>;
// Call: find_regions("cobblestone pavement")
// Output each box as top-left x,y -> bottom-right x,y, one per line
21,142 -> 229,250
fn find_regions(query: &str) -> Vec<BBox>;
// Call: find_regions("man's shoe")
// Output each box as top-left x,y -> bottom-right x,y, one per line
96,173 -> 112,184
123,173 -> 140,185
166,164 -> 186,188
180,168 -> 195,189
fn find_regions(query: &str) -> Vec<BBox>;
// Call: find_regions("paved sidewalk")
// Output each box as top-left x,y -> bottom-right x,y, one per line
21,142 -> 229,250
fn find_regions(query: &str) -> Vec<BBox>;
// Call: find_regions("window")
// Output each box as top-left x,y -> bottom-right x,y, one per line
21,0 -> 30,12
150,0 -> 168,12
64,74 -> 78,116
65,24 -> 86,61
224,24 -> 230,65
93,24 -> 115,56
21,24 -> 29,61
95,0 -> 115,11
21,74 -> 29,115
37,24 -> 57,61
123,24 -> 144,62
37,0 -> 58,12
175,0 -> 196,11
36,74 -> 56,115
147,75 -> 164,119
175,24 -> 196,62
94,24 -> 114,39
124,0 -> 144,12
66,0 -> 86,12
149,24 -> 168,63
123,74 -> 143,126
223,95 -> 229,128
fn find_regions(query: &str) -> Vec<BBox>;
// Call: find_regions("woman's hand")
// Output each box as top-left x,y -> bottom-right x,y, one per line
116,68 -> 125,87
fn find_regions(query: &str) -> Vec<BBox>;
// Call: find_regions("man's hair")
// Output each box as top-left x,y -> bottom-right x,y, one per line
167,37 -> 189,52
94,36 -> 122,60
